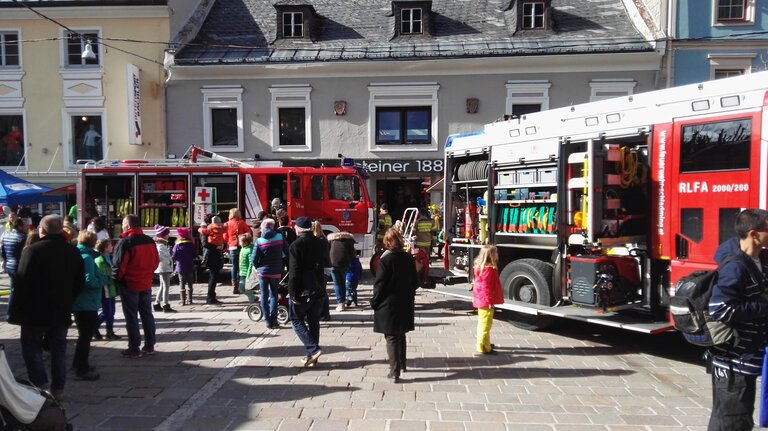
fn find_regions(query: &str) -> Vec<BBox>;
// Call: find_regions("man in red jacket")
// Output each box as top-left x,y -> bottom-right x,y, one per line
112,214 -> 159,358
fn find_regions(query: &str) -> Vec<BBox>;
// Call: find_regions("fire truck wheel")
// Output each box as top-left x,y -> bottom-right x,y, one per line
499,258 -> 556,331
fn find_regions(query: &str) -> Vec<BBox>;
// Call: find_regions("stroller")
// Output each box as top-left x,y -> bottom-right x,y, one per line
0,345 -> 72,431
246,274 -> 290,325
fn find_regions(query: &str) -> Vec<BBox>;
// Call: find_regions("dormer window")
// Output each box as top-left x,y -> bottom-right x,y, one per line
391,1 -> 432,37
274,4 -> 318,41
522,2 -> 545,29
401,8 -> 423,34
283,12 -> 304,38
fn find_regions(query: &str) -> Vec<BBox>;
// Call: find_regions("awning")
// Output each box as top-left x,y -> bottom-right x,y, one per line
0,170 -> 66,206
45,184 -> 76,195
425,177 -> 443,193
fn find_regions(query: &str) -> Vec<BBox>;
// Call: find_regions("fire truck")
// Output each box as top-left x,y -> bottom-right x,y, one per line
441,71 -> 768,333
77,146 -> 375,254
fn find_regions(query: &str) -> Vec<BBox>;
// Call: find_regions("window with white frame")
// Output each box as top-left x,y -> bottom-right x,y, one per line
708,54 -> 754,80
401,8 -> 423,34
0,32 -> 19,67
0,113 -> 25,167
70,114 -> 104,163
368,83 -> 439,152
505,81 -> 550,117
270,85 -> 312,152
714,0 -> 754,24
283,12 -> 304,38
376,107 -> 431,145
589,79 -> 636,102
64,30 -> 100,67
202,86 -> 244,152
522,2 -> 546,29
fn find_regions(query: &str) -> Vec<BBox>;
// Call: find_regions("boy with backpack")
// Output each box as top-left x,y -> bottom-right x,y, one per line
706,209 -> 768,431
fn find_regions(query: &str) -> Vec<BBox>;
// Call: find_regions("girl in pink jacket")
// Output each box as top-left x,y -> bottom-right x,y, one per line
472,245 -> 503,354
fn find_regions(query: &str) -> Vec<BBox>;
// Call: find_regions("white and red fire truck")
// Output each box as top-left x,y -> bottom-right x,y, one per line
441,71 -> 768,333
77,146 -> 375,254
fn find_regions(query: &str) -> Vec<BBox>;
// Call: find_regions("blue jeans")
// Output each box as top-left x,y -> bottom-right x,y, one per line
120,287 -> 156,352
346,280 -> 358,304
289,298 -> 322,357
259,276 -> 279,327
20,325 -> 68,392
98,297 -> 116,331
84,145 -> 99,161
230,247 -> 240,283
330,266 -> 348,305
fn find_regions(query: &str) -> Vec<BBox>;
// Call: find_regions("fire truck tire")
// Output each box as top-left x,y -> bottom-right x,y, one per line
499,258 -> 556,331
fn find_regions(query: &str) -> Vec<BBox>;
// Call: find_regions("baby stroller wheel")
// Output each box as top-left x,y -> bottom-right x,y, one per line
276,305 -> 290,325
246,303 -> 262,322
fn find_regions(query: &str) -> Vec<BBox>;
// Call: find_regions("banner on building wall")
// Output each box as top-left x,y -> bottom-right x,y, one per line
126,64 -> 142,145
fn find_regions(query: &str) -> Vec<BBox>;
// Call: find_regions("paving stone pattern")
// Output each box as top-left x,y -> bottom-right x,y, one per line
0,270 -> 724,430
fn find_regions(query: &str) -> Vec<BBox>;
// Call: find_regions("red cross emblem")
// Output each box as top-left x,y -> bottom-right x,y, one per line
197,188 -> 211,201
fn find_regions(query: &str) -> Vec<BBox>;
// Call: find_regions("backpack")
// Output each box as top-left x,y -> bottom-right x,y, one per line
670,256 -> 738,347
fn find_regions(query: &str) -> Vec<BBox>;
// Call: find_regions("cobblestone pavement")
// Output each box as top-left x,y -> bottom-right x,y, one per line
0,270 -> 720,431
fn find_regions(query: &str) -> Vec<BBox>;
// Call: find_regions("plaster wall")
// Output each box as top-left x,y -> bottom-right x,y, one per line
166,70 -> 657,161
0,15 -> 168,173
676,0 -> 768,38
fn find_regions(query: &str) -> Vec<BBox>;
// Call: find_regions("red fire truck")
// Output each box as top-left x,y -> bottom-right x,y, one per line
77,147 -> 375,254
441,71 -> 768,333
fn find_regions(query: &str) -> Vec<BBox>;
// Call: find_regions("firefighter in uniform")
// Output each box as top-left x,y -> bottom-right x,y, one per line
375,204 -> 393,253
415,208 -> 435,257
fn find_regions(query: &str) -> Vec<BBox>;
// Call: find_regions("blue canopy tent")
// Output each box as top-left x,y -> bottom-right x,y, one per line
0,170 -> 65,206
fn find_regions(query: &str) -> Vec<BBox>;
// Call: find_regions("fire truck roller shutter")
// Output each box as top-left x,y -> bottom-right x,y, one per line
498,258 -> 556,331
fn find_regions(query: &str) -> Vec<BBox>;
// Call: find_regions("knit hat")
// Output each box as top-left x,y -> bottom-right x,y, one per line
295,216 -> 311,231
154,224 -> 170,238
176,227 -> 191,239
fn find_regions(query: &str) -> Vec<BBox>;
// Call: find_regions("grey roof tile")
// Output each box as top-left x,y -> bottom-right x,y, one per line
175,0 -> 653,65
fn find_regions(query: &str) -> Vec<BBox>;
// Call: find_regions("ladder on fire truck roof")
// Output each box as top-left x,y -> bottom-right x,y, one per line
447,70 -> 768,153
83,146 -> 278,169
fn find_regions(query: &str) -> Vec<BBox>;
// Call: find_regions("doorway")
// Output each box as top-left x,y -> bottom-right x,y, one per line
376,179 -> 426,222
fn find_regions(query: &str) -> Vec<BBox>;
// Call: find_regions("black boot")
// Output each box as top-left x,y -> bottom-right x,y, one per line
105,329 -> 121,340
93,328 -> 103,341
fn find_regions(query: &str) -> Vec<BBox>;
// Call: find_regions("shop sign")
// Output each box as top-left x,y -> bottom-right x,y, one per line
359,159 -> 444,174
126,64 -> 142,145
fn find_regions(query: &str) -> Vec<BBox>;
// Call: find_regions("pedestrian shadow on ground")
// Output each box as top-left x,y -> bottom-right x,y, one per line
414,298 -> 473,312
400,366 -> 635,384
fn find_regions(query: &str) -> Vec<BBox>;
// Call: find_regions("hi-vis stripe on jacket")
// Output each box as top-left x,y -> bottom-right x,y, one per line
708,237 -> 768,376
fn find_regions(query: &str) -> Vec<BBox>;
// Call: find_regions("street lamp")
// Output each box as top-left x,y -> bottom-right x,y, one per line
81,40 -> 96,60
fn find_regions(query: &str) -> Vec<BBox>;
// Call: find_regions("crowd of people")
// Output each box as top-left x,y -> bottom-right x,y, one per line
0,205 -> 402,399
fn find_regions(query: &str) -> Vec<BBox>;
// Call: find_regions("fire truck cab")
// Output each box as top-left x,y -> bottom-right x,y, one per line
78,151 -> 375,255
442,71 -> 768,333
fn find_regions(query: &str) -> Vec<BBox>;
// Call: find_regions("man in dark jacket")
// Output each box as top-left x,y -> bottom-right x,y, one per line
707,208 -> 768,430
287,216 -> 328,367
8,215 -> 84,401
328,231 -> 355,310
112,214 -> 160,359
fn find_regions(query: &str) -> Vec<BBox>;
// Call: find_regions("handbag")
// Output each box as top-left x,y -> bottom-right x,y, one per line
760,346 -> 768,427
0,345 -> 45,424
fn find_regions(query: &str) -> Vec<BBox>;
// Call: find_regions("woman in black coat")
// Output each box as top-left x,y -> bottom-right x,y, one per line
371,228 -> 418,383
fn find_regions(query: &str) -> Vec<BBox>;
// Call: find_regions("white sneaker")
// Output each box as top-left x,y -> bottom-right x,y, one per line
335,304 -> 346,312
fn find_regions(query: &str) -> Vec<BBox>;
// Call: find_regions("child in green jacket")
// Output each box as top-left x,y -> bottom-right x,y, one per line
237,233 -> 256,304
94,239 -> 120,340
